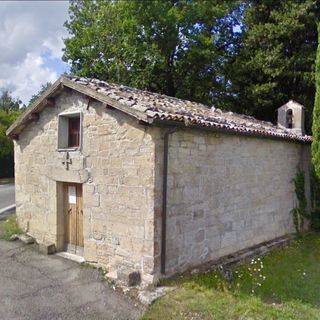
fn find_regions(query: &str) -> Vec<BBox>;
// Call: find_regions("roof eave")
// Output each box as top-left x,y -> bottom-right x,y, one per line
6,77 -> 64,138
61,76 -> 148,123
6,75 -> 148,139
151,118 -> 312,144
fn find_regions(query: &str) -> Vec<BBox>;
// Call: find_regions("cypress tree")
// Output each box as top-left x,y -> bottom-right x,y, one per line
312,22 -> 320,176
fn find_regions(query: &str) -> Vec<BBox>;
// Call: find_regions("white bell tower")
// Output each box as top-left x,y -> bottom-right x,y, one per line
277,100 -> 305,135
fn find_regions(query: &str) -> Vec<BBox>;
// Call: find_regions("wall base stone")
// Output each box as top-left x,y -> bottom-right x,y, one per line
173,235 -> 293,278
38,242 -> 56,255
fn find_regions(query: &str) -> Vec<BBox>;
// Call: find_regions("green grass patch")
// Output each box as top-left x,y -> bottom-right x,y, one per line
143,287 -> 320,320
0,215 -> 23,240
143,234 -> 320,319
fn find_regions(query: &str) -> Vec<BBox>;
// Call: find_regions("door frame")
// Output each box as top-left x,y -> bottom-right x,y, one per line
56,181 -> 84,255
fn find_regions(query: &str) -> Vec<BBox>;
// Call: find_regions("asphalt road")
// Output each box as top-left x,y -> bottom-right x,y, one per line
0,240 -> 143,320
0,183 -> 15,211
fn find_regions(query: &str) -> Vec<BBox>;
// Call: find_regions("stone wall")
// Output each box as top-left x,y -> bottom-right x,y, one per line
14,90 -> 159,283
14,88 -> 311,283
163,129 -> 310,275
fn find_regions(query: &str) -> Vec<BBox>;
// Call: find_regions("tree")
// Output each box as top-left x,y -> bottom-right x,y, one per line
63,0 -> 320,130
0,108 -> 22,178
225,0 -> 319,131
28,82 -> 52,107
0,89 -> 21,113
312,21 -> 320,177
63,0 -> 242,106
0,90 -> 23,177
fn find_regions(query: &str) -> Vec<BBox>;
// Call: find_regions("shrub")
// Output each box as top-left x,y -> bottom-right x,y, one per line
310,208 -> 320,231
291,169 -> 309,233
312,22 -> 320,177
0,216 -> 23,240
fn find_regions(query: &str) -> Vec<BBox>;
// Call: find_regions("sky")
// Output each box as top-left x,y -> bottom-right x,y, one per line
0,0 -> 70,105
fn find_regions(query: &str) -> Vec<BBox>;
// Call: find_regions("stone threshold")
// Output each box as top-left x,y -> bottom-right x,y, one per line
56,251 -> 85,264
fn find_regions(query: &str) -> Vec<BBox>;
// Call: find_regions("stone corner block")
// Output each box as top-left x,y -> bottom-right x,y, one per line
38,242 -> 56,255
117,266 -> 141,287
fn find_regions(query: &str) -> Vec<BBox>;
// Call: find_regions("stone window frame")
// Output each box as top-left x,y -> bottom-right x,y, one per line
57,111 -> 83,152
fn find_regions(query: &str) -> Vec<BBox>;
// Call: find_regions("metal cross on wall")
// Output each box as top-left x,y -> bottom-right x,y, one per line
62,152 -> 72,170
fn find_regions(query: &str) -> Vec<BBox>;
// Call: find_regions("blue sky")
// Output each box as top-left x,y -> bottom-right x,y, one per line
43,50 -> 69,75
0,0 -> 70,104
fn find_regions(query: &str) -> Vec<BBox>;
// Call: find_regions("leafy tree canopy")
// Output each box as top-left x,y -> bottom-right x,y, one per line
63,0 -> 242,106
312,22 -> 320,177
63,0 -> 319,132
0,110 -> 22,157
0,90 -> 23,172
0,89 -> 21,113
226,0 -> 319,131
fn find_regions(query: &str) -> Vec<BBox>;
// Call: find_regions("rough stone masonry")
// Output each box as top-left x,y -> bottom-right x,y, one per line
163,129 -> 310,275
8,75 -> 312,285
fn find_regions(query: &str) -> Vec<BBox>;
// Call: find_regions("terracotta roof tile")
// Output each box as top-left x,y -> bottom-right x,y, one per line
67,75 -> 312,144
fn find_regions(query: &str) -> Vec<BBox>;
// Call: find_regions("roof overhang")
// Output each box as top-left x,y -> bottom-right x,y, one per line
152,119 -> 312,144
6,75 -> 149,139
7,75 -> 312,145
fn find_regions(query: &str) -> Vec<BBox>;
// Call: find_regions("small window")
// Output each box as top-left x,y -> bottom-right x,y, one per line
58,112 -> 82,150
68,117 -> 80,147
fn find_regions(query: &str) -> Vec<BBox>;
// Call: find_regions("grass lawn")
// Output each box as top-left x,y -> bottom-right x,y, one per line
143,234 -> 320,320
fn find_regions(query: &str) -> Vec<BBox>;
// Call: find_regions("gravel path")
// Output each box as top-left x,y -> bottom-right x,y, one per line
0,240 -> 143,320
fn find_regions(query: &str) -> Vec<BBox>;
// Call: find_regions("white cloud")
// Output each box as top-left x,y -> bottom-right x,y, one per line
0,0 -> 69,104
43,36 -> 66,60
0,53 -> 58,103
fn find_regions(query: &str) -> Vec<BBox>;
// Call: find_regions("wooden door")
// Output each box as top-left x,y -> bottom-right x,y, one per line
64,183 -> 83,252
